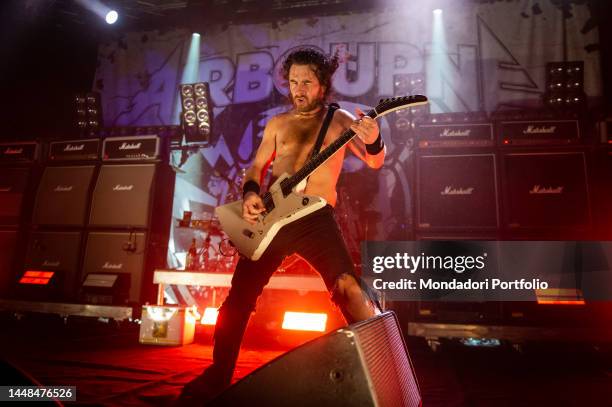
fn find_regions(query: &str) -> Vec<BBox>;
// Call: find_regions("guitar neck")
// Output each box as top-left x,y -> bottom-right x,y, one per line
280,110 -> 377,195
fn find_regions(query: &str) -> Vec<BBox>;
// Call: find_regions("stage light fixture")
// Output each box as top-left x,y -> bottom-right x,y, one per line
544,61 -> 586,109
393,73 -> 429,131
201,307 -> 219,325
282,311 -> 327,332
74,92 -> 103,137
105,10 -> 118,24
179,82 -> 213,144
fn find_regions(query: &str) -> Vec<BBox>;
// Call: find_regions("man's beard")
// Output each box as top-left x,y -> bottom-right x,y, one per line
291,94 -> 323,113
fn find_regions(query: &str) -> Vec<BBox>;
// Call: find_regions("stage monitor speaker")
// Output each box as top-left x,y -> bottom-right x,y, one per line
22,231 -> 81,301
0,230 -> 18,296
211,311 -> 421,407
32,165 -> 96,226
502,150 -> 590,230
89,163 -> 156,228
82,231 -> 147,303
416,152 -> 499,230
0,167 -> 31,226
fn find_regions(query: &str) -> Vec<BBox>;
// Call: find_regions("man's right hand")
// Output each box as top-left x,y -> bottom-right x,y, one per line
242,192 -> 266,225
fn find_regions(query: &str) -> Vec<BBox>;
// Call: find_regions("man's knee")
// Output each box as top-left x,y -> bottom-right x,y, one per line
331,273 -> 364,304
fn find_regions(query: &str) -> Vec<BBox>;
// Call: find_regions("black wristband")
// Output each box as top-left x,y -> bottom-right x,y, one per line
242,180 -> 260,198
365,133 -> 384,155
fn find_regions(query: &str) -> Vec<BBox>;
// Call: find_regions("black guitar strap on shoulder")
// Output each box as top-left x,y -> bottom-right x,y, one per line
312,103 -> 340,157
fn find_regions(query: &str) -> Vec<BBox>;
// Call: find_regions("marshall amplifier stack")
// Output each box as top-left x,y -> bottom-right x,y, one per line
0,142 -> 41,297
413,112 -> 593,239
496,117 -> 591,237
82,135 -> 174,304
414,114 -> 499,239
24,139 -> 100,301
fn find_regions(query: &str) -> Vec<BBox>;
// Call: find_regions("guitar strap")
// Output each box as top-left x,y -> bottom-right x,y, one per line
312,103 -> 340,157
295,103 -> 339,193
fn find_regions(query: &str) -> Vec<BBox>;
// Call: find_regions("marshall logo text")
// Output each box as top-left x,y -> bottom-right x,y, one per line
440,129 -> 471,138
63,144 -> 85,152
102,262 -> 123,270
529,185 -> 564,194
522,126 -> 557,135
118,142 -> 142,150
54,185 -> 74,192
441,186 -> 475,195
4,147 -> 23,155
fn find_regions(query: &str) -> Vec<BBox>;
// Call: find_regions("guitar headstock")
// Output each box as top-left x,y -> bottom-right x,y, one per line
371,95 -> 429,118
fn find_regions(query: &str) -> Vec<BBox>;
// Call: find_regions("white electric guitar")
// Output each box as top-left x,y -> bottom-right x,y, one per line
215,95 -> 429,260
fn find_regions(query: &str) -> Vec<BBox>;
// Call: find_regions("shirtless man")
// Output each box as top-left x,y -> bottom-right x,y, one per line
178,48 -> 385,406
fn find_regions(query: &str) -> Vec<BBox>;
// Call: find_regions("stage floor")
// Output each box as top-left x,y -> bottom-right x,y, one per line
0,315 -> 611,406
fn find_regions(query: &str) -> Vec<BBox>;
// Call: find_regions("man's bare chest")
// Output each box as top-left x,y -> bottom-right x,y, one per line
276,118 -> 323,157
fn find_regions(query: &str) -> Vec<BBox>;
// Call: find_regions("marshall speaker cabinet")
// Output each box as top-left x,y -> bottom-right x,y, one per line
32,165 -> 97,226
82,231 -> 147,304
0,230 -> 18,297
416,151 -> 499,231
83,135 -> 174,304
89,136 -> 161,228
89,163 -> 157,228
501,150 -> 590,232
0,142 -> 40,227
21,231 -> 82,301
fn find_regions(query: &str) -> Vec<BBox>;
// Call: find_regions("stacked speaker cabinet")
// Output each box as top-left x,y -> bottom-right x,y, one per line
496,118 -> 591,238
211,312 -> 421,407
24,139 -> 99,301
0,142 -> 41,298
590,146 -> 611,239
82,135 -> 174,304
414,117 -> 499,239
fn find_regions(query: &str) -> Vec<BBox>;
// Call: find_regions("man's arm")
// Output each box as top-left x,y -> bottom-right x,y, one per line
241,116 -> 277,224
338,108 -> 385,169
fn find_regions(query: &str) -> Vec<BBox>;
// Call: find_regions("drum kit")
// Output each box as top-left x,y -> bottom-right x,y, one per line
177,169 -> 245,273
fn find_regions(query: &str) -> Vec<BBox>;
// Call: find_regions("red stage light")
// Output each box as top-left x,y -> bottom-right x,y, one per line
19,270 -> 55,285
282,311 -> 327,332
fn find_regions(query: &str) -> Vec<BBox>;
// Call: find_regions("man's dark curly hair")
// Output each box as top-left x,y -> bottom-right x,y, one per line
281,48 -> 340,100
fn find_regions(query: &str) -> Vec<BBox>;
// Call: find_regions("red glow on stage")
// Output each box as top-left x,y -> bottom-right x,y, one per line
536,288 -> 585,305
19,270 -> 55,285
537,300 -> 586,305
282,311 -> 327,332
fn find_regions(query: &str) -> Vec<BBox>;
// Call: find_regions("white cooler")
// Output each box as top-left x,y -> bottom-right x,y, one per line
139,305 -> 197,345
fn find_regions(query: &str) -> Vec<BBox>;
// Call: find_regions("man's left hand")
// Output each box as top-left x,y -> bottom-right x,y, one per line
350,107 -> 379,144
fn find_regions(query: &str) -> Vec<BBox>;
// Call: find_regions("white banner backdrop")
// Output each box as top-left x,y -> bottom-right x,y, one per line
93,2 -> 601,273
